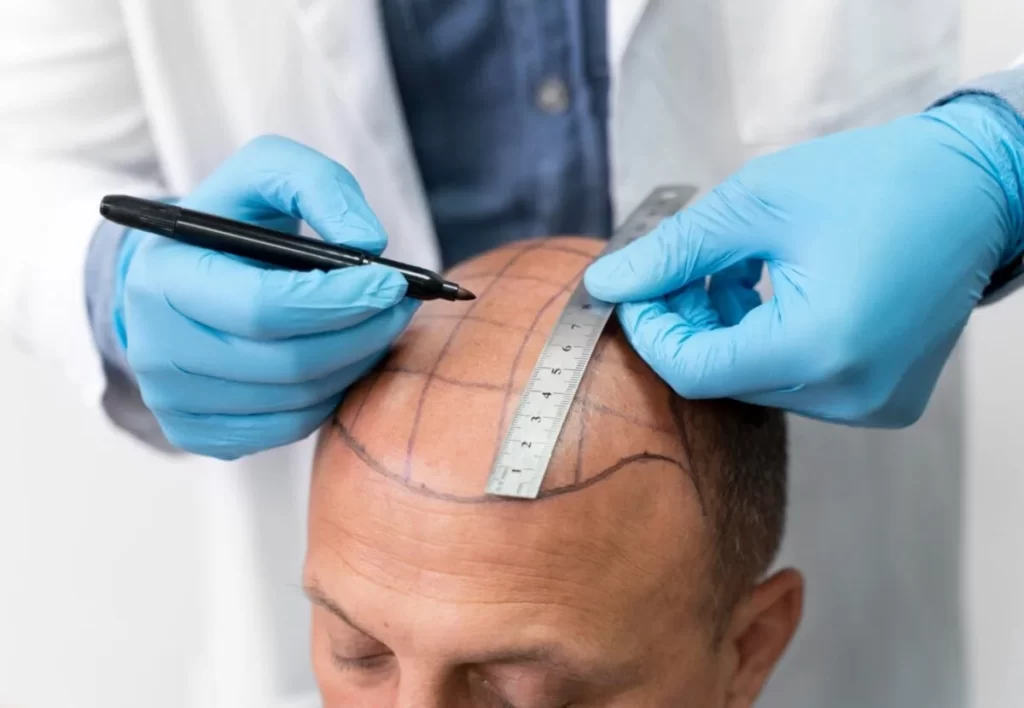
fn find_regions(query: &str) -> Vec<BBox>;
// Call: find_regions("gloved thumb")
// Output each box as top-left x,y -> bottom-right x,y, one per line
617,289 -> 803,401
584,182 -> 765,303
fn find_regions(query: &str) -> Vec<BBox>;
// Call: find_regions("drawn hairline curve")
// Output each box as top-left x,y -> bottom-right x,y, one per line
329,418 -> 705,511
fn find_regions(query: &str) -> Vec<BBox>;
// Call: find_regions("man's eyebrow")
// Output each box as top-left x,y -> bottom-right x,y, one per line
465,645 -> 634,686
303,583 -> 375,638
305,584 -> 628,683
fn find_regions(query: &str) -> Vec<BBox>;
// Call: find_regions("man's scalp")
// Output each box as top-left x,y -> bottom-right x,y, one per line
327,238 -> 787,618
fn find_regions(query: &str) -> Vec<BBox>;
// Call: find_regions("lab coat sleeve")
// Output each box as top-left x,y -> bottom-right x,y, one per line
0,1 -> 167,419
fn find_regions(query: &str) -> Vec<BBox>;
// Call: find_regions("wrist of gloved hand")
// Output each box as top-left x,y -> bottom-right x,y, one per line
112,227 -> 149,355
931,93 -> 1024,265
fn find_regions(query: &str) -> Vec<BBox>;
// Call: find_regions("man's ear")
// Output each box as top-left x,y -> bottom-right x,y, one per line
721,568 -> 804,708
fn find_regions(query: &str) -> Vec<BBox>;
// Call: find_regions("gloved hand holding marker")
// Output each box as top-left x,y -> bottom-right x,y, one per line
105,136 -> 470,460
585,95 -> 1024,427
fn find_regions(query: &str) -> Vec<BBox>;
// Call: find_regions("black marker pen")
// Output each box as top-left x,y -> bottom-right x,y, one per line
99,195 -> 475,302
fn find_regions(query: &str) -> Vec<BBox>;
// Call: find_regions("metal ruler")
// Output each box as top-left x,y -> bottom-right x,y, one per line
485,185 -> 698,499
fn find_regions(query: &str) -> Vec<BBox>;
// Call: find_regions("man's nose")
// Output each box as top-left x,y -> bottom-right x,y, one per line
394,669 -> 466,708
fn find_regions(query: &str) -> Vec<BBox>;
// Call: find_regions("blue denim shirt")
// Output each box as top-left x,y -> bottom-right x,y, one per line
379,0 -> 611,267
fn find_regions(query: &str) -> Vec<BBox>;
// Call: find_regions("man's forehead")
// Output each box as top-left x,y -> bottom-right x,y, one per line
309,440 -> 708,611
306,458 -> 709,670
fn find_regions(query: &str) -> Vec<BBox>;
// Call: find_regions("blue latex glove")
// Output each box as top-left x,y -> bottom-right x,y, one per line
585,95 -> 1024,426
115,136 -> 418,458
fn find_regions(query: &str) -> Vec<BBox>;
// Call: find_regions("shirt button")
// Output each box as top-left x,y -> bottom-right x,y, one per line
536,76 -> 570,114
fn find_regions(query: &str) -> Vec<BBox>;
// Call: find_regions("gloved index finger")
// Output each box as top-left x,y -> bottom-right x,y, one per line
584,182 -> 772,303
150,242 -> 410,340
186,135 -> 389,255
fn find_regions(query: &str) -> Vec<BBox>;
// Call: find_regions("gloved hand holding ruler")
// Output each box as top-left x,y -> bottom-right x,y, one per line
486,185 -> 698,499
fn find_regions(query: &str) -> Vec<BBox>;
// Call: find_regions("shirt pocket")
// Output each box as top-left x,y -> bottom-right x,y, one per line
722,0 -> 961,151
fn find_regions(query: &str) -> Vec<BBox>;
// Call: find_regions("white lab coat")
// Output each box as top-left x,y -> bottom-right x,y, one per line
0,1 -> 966,706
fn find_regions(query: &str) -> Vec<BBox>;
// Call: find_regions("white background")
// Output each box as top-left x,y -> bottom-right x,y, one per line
1,2 -> 1022,706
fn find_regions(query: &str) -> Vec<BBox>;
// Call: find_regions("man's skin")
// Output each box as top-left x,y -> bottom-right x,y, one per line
305,238 -> 804,707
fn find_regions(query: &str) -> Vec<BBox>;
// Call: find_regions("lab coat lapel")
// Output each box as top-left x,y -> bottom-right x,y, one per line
285,0 -> 441,269
609,0 -> 651,72
288,0 -> 392,107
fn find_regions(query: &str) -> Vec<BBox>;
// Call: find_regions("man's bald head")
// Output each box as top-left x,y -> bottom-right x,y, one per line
306,238 -> 801,708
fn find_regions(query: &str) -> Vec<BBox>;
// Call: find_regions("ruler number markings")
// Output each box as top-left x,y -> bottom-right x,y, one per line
485,186 -> 697,498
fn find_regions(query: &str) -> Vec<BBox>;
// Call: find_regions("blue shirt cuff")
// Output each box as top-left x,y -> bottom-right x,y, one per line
86,217 -> 181,453
933,65 -> 1024,118
932,66 -> 1024,305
